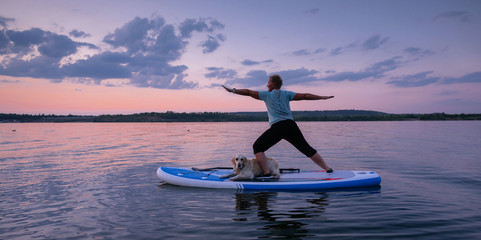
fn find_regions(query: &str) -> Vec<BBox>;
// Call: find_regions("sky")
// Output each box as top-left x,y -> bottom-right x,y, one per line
0,0 -> 480,115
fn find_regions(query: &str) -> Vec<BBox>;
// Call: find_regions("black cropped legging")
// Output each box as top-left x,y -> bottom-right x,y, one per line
253,119 -> 317,157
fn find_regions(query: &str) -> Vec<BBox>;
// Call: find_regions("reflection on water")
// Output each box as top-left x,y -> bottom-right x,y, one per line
234,191 -> 329,238
229,186 -> 382,239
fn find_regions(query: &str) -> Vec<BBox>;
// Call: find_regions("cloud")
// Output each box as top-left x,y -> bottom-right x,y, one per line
368,56 -> 403,72
220,68 -> 319,88
103,17 -> 169,56
329,42 -> 358,56
386,71 -> 481,88
228,70 -> 268,86
433,11 -> 471,22
321,56 -> 403,82
0,56 -> 65,80
329,35 -> 388,56
0,27 -> 111,79
0,79 -> 21,83
97,16 -> 223,88
205,67 -> 237,79
201,34 -> 225,53
443,71 -> 481,84
362,34 -> 389,50
292,49 -> 311,56
329,47 -> 345,56
179,18 -> 224,38
69,30 -> 91,38
38,34 -> 79,58
290,48 -> 326,56
271,68 -> 319,85
2,28 -> 46,55
0,16 -> 225,89
388,71 -> 441,87
0,27 -> 96,74
210,56 -> 479,90
0,16 -> 14,28
241,59 -> 260,66
241,59 -> 273,66
214,57 -> 405,88
225,70 -> 268,87
313,48 -> 326,54
62,52 -> 132,81
0,30 -> 9,51
404,47 -> 434,58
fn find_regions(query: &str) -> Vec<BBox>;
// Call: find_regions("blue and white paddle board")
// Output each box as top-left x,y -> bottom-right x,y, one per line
157,167 -> 381,190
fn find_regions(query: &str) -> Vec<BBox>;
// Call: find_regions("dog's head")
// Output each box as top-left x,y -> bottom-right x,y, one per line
231,154 -> 247,172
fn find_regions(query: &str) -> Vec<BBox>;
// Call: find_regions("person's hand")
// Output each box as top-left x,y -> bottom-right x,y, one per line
222,85 -> 232,93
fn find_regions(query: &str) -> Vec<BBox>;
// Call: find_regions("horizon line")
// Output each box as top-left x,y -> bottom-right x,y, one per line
2,110 -> 481,117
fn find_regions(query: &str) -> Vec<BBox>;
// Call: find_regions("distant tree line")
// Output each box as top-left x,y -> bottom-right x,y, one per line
293,113 -> 481,121
1,111 -> 481,123
93,111 -> 245,122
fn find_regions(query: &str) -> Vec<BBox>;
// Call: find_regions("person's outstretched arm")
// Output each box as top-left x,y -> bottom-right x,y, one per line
293,93 -> 334,101
222,85 -> 260,100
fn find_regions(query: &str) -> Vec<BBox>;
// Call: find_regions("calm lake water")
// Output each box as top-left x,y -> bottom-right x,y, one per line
1,121 -> 480,239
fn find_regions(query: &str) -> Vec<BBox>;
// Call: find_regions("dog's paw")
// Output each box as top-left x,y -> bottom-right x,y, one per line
229,176 -> 248,181
220,172 -> 236,179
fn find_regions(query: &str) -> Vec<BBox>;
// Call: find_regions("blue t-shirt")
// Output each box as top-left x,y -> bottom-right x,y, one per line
258,89 -> 296,125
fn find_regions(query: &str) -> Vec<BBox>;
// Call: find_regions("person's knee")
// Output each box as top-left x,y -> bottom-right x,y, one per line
253,140 -> 266,154
304,149 -> 317,158
253,143 -> 263,155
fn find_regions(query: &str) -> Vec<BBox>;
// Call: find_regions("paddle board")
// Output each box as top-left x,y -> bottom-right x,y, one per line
157,167 -> 381,190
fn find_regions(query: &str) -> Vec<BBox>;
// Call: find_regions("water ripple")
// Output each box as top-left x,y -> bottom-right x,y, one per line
1,122 -> 480,239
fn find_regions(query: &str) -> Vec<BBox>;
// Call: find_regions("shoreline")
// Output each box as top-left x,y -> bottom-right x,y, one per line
2,110 -> 481,123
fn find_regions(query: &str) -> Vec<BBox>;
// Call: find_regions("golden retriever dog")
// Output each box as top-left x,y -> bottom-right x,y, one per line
220,154 -> 280,180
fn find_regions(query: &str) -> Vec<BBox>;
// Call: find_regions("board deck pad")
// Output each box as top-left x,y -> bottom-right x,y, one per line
157,167 -> 381,190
